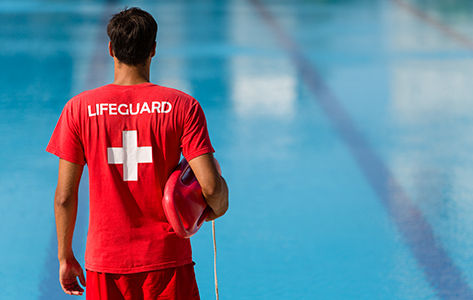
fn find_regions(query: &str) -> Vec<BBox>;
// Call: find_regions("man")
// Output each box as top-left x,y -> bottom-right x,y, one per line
46,7 -> 228,300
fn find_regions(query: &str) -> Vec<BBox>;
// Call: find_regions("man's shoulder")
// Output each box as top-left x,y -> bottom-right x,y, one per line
156,85 -> 195,101
151,85 -> 201,112
65,86 -> 106,105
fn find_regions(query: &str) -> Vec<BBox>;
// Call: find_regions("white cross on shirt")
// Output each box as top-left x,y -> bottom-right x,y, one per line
107,130 -> 153,181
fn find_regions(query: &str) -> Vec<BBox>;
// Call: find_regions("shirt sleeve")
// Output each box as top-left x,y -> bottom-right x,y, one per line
180,99 -> 215,161
46,99 -> 86,165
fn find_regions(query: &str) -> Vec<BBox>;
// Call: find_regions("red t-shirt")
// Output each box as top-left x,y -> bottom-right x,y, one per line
46,82 -> 215,274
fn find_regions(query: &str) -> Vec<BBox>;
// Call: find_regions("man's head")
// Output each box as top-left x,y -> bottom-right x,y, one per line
107,7 -> 157,65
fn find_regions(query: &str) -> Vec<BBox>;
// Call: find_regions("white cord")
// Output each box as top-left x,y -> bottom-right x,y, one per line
212,220 -> 219,300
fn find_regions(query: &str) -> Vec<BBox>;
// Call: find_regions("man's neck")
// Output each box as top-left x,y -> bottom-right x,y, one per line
112,59 -> 151,86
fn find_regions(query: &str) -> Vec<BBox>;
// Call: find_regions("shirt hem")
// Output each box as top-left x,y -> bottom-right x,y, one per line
84,258 -> 193,274
46,145 -> 86,166
184,147 -> 215,162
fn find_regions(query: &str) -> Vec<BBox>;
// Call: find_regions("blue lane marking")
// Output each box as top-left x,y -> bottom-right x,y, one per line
249,0 -> 473,299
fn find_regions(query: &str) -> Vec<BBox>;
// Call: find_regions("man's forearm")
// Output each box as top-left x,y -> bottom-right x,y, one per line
54,196 -> 79,261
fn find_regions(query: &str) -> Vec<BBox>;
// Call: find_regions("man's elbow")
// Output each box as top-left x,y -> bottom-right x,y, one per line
201,183 -> 219,200
54,191 -> 75,207
206,197 -> 228,221
210,194 -> 228,217
201,175 -> 224,199
202,176 -> 229,218
215,198 -> 229,218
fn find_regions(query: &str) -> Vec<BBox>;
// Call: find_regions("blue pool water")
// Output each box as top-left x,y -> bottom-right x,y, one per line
2,0 -> 473,299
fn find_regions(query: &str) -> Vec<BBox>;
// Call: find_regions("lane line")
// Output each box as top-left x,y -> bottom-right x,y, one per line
393,0 -> 473,51
249,0 -> 473,298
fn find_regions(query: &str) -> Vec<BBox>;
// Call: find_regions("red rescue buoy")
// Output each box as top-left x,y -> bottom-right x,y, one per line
163,158 -> 221,238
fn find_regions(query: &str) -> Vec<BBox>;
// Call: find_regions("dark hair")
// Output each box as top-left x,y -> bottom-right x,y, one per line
107,7 -> 158,65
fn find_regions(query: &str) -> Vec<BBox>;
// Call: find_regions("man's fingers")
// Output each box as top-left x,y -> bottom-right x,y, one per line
64,289 -> 84,296
62,284 -> 84,295
69,290 -> 84,295
62,284 -> 83,291
63,289 -> 84,296
63,282 -> 82,288
58,259 -> 86,295
61,279 -> 84,294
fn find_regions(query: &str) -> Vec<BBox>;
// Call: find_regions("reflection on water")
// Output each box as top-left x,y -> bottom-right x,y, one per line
390,60 -> 473,123
230,56 -> 296,118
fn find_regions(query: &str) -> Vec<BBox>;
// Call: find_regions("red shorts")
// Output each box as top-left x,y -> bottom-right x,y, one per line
85,263 -> 200,300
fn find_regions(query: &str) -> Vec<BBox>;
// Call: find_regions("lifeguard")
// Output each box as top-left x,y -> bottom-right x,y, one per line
46,7 -> 228,300
87,101 -> 172,117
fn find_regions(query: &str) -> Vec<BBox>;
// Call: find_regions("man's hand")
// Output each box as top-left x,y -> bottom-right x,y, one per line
59,256 -> 86,296
54,159 -> 85,296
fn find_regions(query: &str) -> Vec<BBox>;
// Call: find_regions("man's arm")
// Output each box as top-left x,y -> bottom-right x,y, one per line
54,158 -> 86,296
188,154 -> 229,221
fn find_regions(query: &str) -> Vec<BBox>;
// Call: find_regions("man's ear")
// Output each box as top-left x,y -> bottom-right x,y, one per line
108,41 -> 114,57
150,42 -> 156,58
